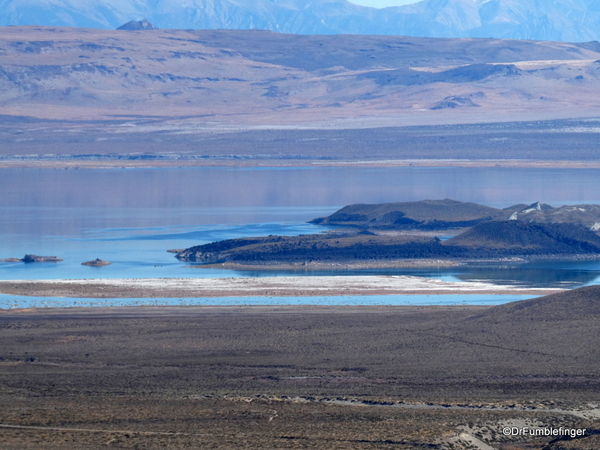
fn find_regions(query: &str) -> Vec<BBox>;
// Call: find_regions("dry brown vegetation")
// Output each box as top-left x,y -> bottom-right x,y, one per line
1,287 -> 600,449
2,27 -> 600,125
3,27 -> 600,167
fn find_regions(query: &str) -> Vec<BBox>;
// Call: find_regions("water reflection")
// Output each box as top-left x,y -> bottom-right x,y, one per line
2,167 -> 600,210
225,264 -> 600,288
453,266 -> 600,288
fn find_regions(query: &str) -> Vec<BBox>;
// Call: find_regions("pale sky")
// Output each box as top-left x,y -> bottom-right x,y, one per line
349,0 -> 420,7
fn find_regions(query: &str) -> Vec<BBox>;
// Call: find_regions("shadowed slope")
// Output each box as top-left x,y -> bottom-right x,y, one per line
468,284 -> 600,321
436,285 -> 600,369
445,220 -> 600,254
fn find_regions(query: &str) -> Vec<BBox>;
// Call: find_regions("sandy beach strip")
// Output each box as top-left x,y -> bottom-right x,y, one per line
0,276 -> 564,298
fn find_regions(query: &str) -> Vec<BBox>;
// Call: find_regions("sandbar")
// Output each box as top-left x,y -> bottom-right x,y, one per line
0,275 -> 563,298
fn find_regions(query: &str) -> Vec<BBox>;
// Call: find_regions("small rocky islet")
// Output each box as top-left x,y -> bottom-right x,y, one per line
81,258 -> 112,267
0,255 -> 113,266
0,254 -> 64,263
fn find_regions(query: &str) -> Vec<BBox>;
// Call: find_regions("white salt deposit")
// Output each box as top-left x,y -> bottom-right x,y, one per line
0,276 -> 561,297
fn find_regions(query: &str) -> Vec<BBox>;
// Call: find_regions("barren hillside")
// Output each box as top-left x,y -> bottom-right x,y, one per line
2,27 -> 600,126
3,27 -> 600,162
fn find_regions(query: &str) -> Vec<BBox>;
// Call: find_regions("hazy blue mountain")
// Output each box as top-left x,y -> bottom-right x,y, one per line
0,0 -> 373,32
2,0 -> 600,42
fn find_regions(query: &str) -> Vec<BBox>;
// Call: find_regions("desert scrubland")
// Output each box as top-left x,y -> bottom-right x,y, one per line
1,286 -> 600,449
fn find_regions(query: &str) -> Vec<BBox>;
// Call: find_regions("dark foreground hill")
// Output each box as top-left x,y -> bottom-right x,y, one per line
428,285 -> 600,374
468,284 -> 600,322
435,285 -> 600,385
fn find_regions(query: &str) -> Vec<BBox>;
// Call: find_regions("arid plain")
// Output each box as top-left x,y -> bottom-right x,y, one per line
2,287 -> 600,449
3,27 -> 600,168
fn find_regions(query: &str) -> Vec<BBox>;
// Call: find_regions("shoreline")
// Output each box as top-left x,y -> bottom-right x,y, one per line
190,254 -> 600,270
0,276 -> 563,299
192,258 -> 519,270
0,304 -> 490,318
194,259 -> 463,270
1,158 -> 600,170
0,303 -> 489,314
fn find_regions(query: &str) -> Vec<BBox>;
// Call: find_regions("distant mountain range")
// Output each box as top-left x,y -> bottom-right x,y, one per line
3,0 -> 600,42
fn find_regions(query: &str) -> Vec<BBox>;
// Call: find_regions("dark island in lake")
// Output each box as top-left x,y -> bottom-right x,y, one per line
0,254 -> 63,263
81,258 -> 112,267
176,200 -> 600,266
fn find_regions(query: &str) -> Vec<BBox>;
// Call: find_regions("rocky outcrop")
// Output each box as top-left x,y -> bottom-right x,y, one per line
2,255 -> 63,263
176,220 -> 600,265
505,201 -> 600,229
430,95 -> 481,110
22,254 -> 63,263
176,234 -> 447,264
82,258 -> 112,267
177,200 -> 600,266
117,19 -> 157,31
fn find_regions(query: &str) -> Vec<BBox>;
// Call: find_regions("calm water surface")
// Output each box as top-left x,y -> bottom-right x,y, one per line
1,166 -> 600,305
0,294 -> 539,309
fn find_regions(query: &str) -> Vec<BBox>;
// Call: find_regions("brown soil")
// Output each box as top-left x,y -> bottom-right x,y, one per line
1,297 -> 599,449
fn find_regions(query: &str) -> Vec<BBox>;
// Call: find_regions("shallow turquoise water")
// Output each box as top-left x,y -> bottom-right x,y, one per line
0,294 -> 540,309
1,214 -> 598,288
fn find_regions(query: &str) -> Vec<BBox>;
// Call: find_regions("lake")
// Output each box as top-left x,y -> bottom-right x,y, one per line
1,166 -> 600,306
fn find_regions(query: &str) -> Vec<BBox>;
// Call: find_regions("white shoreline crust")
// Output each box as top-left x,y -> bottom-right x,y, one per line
0,276 -> 564,298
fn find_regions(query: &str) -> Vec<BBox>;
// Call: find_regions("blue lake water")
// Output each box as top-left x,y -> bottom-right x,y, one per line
1,166 -> 600,307
0,294 -> 540,309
